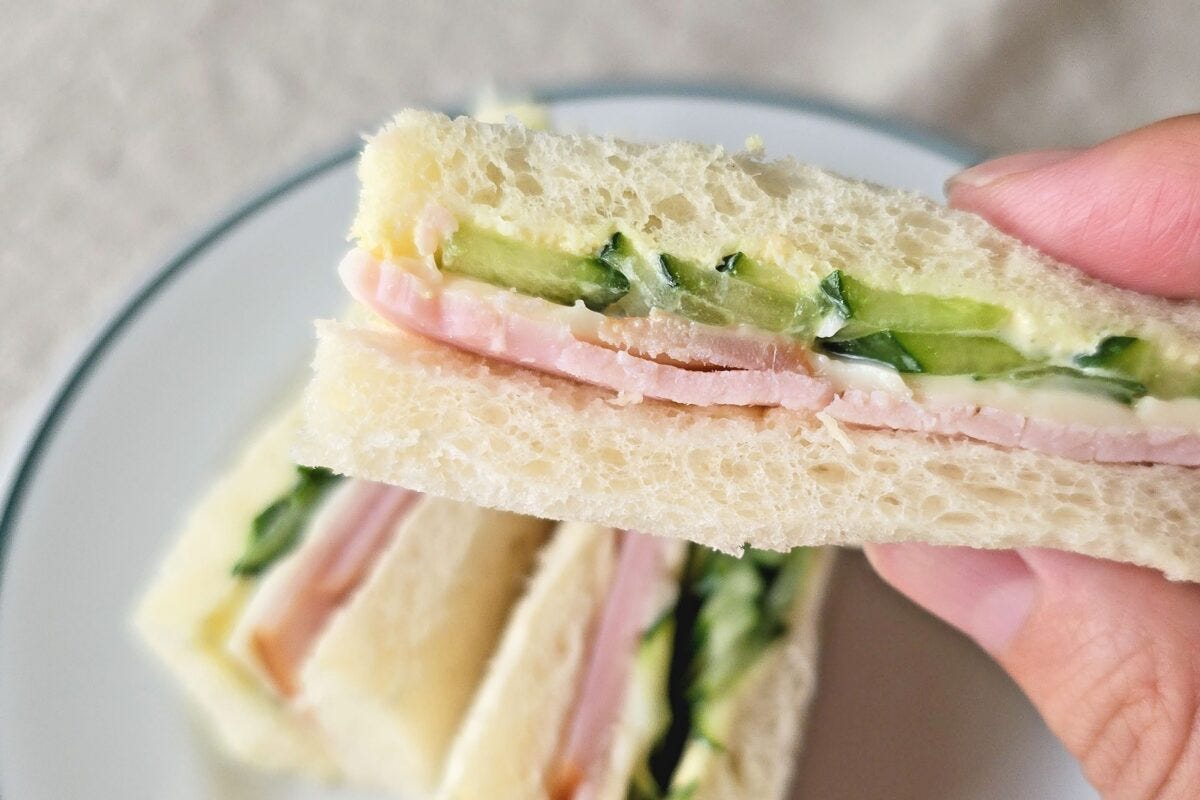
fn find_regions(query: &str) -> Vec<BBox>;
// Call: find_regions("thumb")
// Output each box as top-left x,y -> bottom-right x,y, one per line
865,544 -> 1200,799
945,114 -> 1200,300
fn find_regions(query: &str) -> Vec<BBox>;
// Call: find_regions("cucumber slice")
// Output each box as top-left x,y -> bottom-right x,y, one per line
819,269 -> 1010,335
440,224 -> 629,311
895,332 -> 1033,375
659,253 -> 815,335
819,331 -> 1033,375
232,467 -> 342,577
716,250 -> 809,297
627,615 -> 677,800
818,331 -> 924,372
1075,336 -> 1200,400
599,232 -> 677,316
1003,366 -> 1147,405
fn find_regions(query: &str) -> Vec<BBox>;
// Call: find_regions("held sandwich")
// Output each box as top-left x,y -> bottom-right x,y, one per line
296,110 -> 1200,580
134,404 -> 551,793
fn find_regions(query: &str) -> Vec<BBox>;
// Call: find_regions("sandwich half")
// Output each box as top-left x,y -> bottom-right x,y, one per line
134,403 -> 550,792
296,110 -> 1200,580
436,523 -> 834,800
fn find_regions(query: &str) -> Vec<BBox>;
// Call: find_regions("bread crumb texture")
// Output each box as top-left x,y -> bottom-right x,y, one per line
353,110 -> 1200,364
296,322 -> 1200,582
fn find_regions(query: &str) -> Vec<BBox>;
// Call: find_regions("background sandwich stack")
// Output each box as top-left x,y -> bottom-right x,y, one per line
136,402 -> 835,798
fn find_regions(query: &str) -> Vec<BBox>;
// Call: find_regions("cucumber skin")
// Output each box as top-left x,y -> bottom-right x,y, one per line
441,227 -> 1199,400
442,224 -> 630,311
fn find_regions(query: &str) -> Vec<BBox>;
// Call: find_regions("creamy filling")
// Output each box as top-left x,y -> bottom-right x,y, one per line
229,479 -> 419,697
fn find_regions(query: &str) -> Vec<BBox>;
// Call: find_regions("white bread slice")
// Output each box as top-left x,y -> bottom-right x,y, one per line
352,110 -> 1200,365
299,497 -> 550,796
295,321 -> 1200,582
435,522 -> 619,800
133,406 -> 335,778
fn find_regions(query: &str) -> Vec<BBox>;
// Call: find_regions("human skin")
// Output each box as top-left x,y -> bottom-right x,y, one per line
865,115 -> 1200,800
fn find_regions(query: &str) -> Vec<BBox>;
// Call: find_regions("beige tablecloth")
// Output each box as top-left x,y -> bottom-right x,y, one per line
3,0 -> 1198,465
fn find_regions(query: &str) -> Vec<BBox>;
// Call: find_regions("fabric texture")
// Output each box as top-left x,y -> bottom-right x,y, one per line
2,0 -> 1197,461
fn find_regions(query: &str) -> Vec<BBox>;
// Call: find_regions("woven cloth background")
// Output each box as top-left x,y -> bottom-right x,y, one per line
3,0 -> 1198,459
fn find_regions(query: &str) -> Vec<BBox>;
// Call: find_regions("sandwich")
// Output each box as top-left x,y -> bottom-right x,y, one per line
135,400 -> 834,798
294,110 -> 1200,580
437,525 -> 833,800
133,404 -> 552,793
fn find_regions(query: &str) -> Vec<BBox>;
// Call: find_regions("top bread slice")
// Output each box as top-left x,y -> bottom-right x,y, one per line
352,110 -> 1200,364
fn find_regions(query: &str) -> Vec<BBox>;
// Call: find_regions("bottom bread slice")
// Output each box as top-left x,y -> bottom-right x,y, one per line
295,320 -> 1200,582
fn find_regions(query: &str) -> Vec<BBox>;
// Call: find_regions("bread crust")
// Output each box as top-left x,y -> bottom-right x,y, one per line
296,321 -> 1200,581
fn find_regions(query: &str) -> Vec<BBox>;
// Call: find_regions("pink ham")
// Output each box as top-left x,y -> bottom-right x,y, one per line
340,248 -> 1200,467
824,390 -> 1200,466
549,531 -> 668,800
596,310 -> 812,372
247,480 -> 419,697
341,251 -> 833,411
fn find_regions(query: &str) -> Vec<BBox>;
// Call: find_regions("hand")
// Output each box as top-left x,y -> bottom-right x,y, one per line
864,115 -> 1200,800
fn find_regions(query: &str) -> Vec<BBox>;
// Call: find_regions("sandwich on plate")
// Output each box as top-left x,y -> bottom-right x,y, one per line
133,403 -> 552,794
295,110 -> 1200,580
439,526 -> 833,800
136,402 -> 834,798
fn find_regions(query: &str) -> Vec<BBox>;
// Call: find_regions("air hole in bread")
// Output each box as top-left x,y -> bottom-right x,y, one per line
874,459 -> 900,475
484,161 -> 504,188
514,174 -> 543,197
605,153 -> 630,171
808,462 -> 850,487
928,462 -> 966,482
657,194 -> 697,224
935,511 -> 980,528
920,495 -> 948,515
968,484 -> 1024,506
747,165 -> 795,199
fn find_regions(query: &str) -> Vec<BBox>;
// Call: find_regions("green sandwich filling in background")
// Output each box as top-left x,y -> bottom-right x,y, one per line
231,466 -> 343,577
437,224 -> 1200,405
627,545 -> 815,800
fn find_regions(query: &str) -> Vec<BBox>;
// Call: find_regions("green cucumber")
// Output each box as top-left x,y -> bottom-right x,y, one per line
819,331 -> 1033,375
600,232 -> 677,316
1075,336 -> 1200,400
818,331 -> 924,372
659,253 -> 815,335
627,615 -> 678,800
232,466 -> 342,577
1002,366 -> 1147,406
819,269 -> 1009,336
441,223 -> 629,311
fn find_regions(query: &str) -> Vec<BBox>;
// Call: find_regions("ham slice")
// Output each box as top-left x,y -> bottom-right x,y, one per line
245,480 -> 419,697
340,248 -> 1200,467
341,251 -> 833,411
596,310 -> 813,372
549,531 -> 668,800
825,390 -> 1200,466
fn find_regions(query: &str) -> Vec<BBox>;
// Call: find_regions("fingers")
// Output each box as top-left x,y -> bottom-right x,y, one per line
945,114 -> 1200,300
865,543 -> 1200,799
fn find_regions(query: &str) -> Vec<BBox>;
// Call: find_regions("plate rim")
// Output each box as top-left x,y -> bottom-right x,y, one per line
0,84 -> 979,778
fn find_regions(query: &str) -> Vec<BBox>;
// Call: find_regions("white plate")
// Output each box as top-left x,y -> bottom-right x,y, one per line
0,87 -> 1096,799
